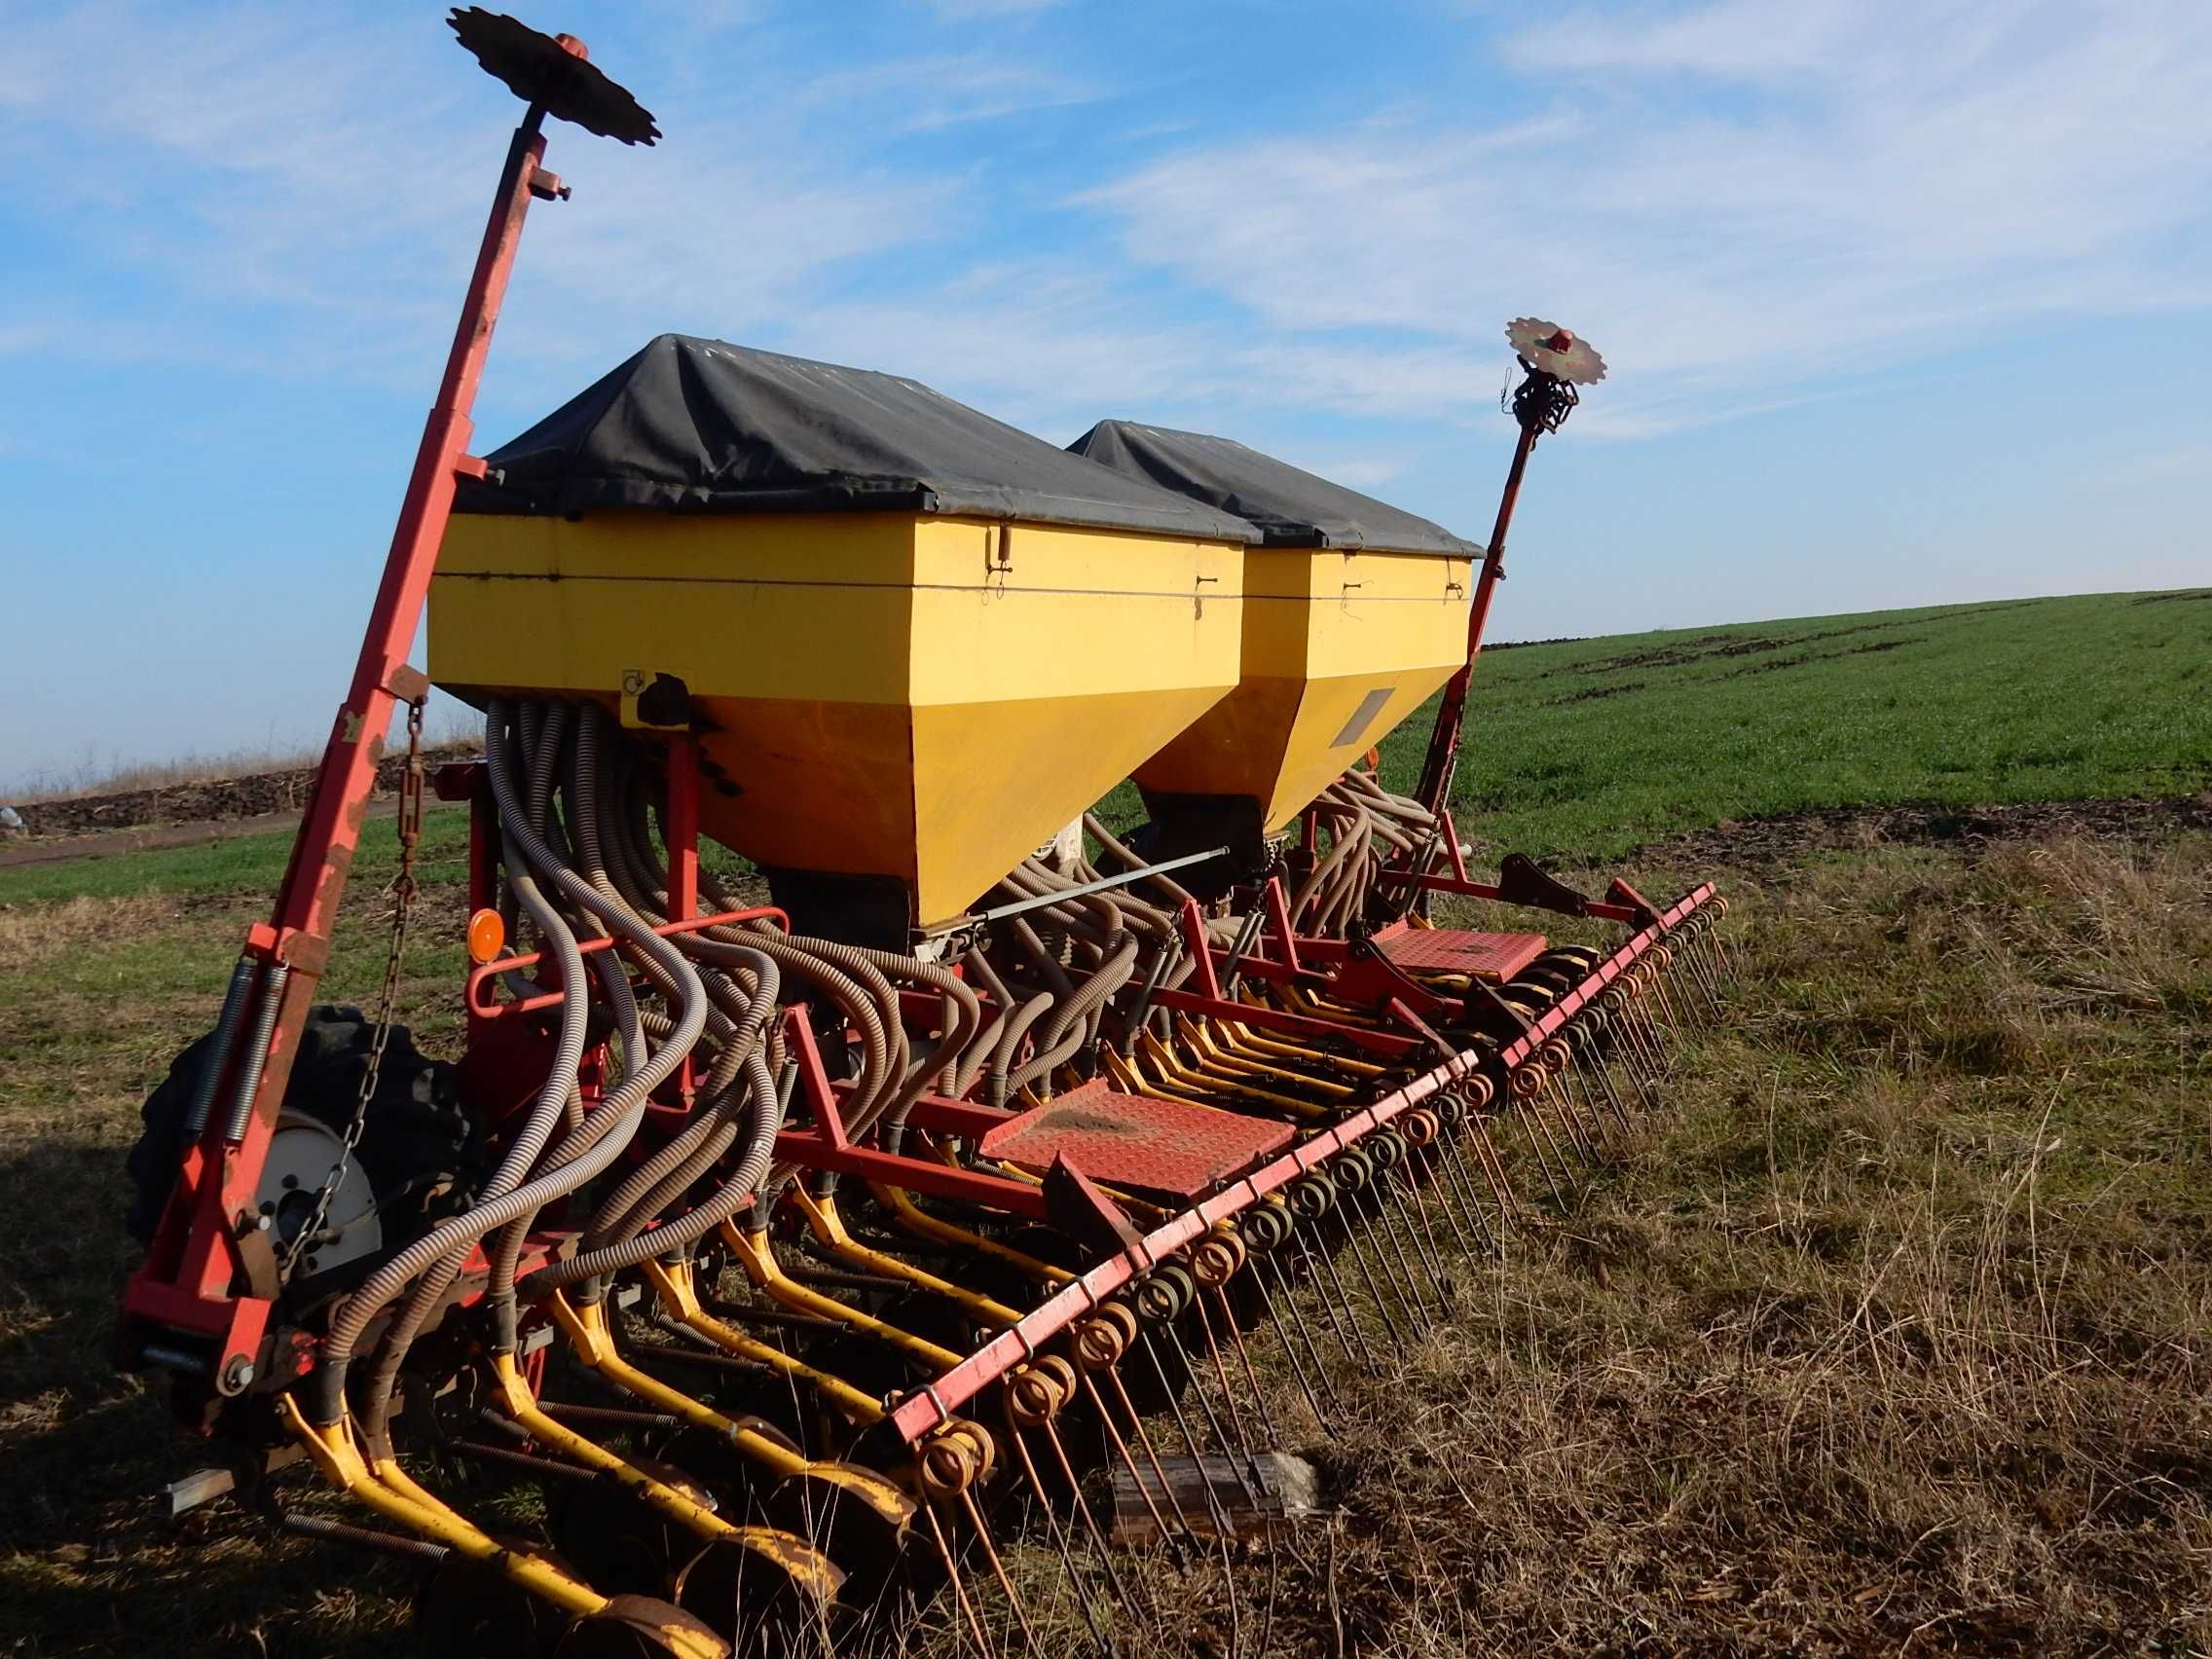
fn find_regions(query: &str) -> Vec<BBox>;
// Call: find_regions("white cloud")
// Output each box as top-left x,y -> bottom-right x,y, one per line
9,0 -> 2210,449
1086,0 -> 2212,432
0,2 -> 968,401
794,52 -> 1100,132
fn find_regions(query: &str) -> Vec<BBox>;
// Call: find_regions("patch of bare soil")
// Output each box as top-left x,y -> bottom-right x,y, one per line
3,746 -> 476,839
1626,793 -> 2212,873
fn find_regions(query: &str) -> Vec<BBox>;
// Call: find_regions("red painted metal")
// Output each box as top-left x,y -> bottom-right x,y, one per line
1378,928 -> 1547,980
1178,898 -> 1222,1000
768,1011 -> 1051,1219
1380,866 -> 1641,925
1415,418 -> 1534,817
1260,876 -> 1304,976
122,88 -> 578,1376
977,1079 -> 1295,1198
890,880 -> 1717,1440
464,903 -> 793,1018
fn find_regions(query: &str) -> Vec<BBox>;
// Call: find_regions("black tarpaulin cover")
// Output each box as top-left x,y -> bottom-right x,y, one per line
1067,420 -> 1481,556
455,335 -> 1258,542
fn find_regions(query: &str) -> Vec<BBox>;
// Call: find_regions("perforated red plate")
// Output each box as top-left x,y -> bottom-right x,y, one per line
1380,928 -> 1547,982
978,1080 -> 1295,1201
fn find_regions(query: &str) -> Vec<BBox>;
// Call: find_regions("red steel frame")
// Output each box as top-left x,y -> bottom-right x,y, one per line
122,90 -> 575,1393
1414,420 -> 1536,816
887,880 -> 1717,1442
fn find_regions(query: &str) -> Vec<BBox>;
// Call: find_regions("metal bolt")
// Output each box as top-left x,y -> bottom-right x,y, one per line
219,1354 -> 255,1395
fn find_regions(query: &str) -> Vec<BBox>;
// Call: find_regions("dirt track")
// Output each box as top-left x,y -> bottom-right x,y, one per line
2,745 -> 475,840
1622,793 -> 2212,872
6,746 -> 2206,877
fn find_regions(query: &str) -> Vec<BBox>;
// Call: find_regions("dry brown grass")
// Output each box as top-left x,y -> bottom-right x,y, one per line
4,748 -> 325,805
0,894 -> 186,966
0,829 -> 2205,1655
906,834 -> 2212,1657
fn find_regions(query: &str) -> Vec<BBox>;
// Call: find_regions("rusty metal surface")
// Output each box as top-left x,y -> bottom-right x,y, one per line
449,9 -> 659,144
1380,927 -> 1548,981
979,1079 -> 1294,1199
1506,316 -> 1607,385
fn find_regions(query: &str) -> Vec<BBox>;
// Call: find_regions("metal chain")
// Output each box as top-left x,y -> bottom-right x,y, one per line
281,695 -> 426,1277
1506,359 -> 1580,435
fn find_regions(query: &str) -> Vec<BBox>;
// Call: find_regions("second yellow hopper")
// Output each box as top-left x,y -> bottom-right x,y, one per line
1068,421 -> 1477,859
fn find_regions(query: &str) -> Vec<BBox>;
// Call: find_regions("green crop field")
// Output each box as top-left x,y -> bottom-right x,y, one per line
1376,587 -> 2212,861
0,587 -> 2206,1656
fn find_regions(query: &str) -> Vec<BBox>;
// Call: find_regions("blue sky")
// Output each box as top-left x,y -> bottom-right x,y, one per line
3,0 -> 2208,790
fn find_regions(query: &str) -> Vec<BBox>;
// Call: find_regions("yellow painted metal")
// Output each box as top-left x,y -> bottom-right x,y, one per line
1181,1014 -> 1356,1097
788,1188 -> 1022,1329
431,511 -> 1244,925
484,1352 -> 847,1608
719,1221 -> 966,1372
1138,1029 -> 1320,1119
642,1258 -> 887,1424
1220,1018 -> 1386,1076
279,1397 -> 625,1626
867,1180 -> 1074,1288
548,1293 -> 917,1532
1136,546 -> 1472,830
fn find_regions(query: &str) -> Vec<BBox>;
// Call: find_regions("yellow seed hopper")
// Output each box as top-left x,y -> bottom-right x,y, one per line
433,340 -> 1256,931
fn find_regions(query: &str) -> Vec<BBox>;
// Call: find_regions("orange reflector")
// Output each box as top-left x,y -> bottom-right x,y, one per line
466,906 -> 506,965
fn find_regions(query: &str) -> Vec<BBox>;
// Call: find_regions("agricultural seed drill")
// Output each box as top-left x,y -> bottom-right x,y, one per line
118,13 -> 1729,1656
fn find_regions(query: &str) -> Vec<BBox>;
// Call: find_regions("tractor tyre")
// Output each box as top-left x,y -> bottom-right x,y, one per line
125,1004 -> 476,1264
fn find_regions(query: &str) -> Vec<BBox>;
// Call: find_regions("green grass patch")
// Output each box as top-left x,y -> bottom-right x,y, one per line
1373,589 -> 2212,861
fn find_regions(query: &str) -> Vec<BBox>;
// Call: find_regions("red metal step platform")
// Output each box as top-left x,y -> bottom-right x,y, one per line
978,1079 -> 1295,1202
1377,926 -> 1547,982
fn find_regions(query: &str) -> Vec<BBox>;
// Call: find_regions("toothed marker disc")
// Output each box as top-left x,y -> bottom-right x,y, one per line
1506,317 -> 1606,385
448,8 -> 660,145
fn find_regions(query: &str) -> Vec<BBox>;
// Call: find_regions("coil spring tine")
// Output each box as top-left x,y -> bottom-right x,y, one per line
1137,1329 -> 1245,1656
1106,1363 -> 1203,1552
1006,1422 -> 1115,1657
957,1486 -> 1040,1657
1192,1286 -> 1266,1491
1559,1065 -> 1609,1157
1039,1405 -> 1139,1617
1461,1106 -> 1521,1227
1396,1155 -> 1459,1310
1512,1094 -> 1570,1208
1375,1167 -> 1448,1327
1326,1175 -> 1406,1356
1150,1336 -> 1238,1530
1077,1364 -> 1187,1567
1166,1314 -> 1260,1507
1412,1139 -> 1478,1267
923,1493 -> 999,1659
1216,1284 -> 1284,1452
1436,1129 -> 1499,1255
1585,1036 -> 1637,1133
1288,1222 -> 1369,1371
1697,925 -> 1729,1007
1548,1069 -> 1600,1166
1653,964 -> 1691,1054
1252,1247 -> 1339,1425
